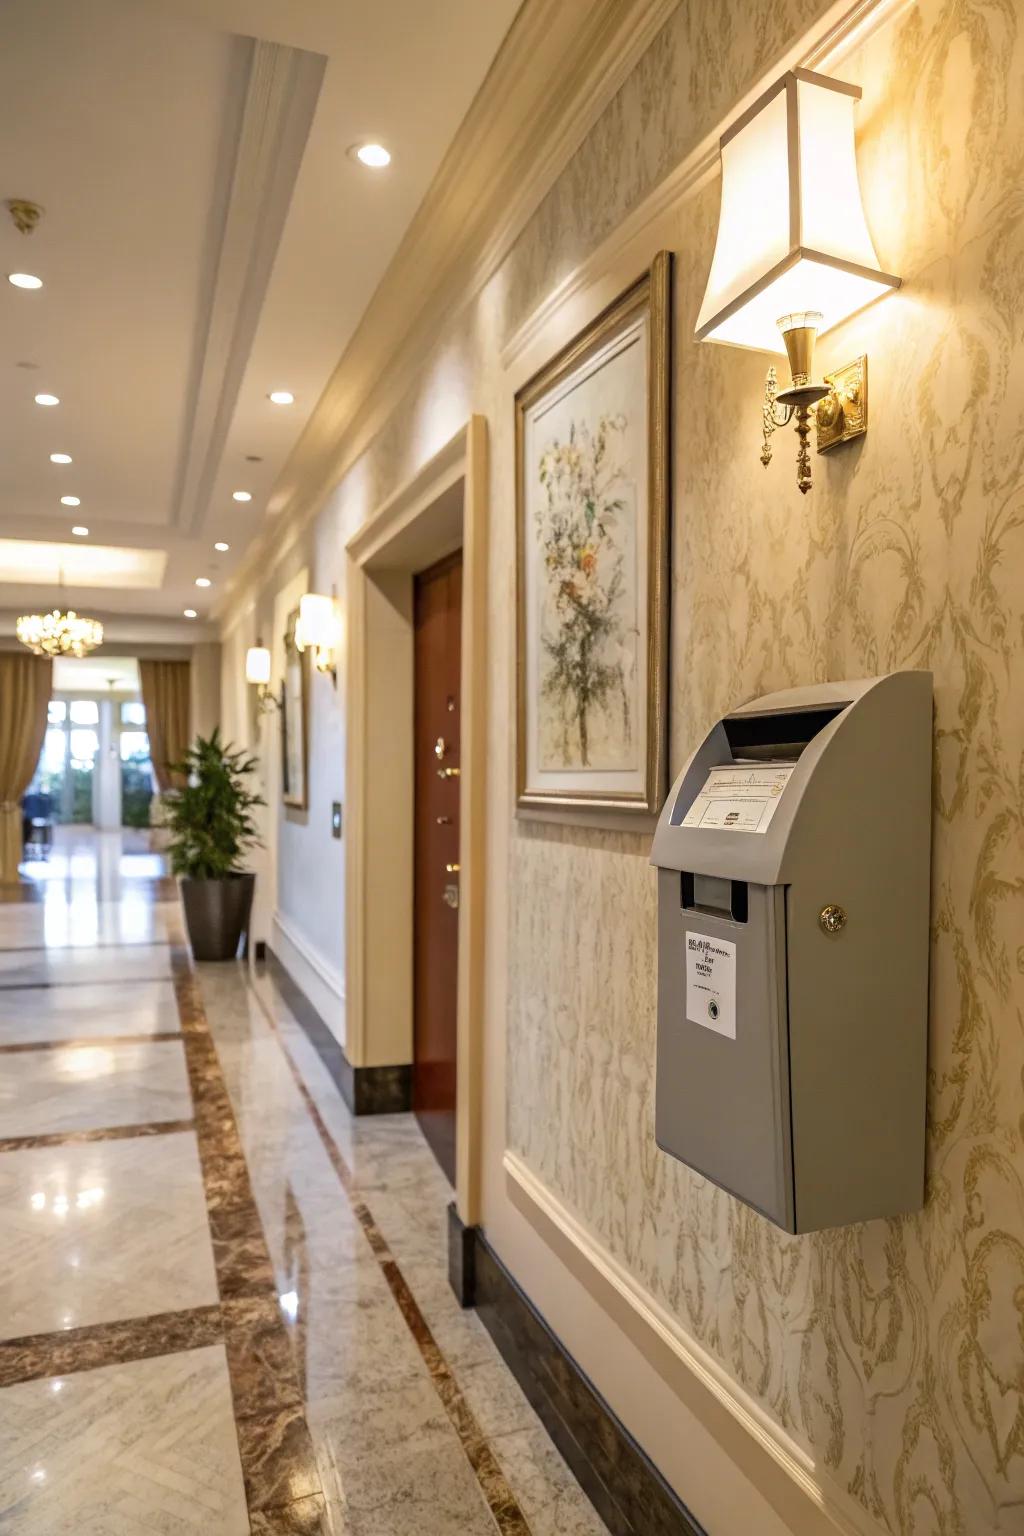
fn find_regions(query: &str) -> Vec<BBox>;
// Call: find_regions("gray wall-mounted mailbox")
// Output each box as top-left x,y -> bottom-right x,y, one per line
650,672 -> 931,1233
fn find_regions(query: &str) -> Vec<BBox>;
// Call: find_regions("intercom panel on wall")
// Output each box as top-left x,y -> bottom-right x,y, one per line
650,671 -> 932,1234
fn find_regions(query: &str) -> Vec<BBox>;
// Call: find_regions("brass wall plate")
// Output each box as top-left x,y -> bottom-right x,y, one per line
815,355 -> 867,453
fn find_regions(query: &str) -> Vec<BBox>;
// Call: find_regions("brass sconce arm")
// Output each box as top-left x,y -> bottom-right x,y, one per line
254,683 -> 283,719
761,366 -> 793,466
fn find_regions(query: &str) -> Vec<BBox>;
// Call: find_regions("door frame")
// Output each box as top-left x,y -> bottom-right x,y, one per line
345,416 -> 488,1224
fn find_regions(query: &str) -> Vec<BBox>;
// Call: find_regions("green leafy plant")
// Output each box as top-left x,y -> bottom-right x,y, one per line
164,729 -> 264,880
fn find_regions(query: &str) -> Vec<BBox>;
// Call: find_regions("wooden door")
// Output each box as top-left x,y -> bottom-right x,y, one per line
413,551 -> 462,1183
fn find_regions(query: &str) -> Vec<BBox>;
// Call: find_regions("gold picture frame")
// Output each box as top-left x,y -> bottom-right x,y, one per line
515,250 -> 671,817
281,607 -> 309,810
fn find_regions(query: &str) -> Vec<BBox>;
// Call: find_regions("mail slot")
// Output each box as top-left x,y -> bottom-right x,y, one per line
650,672 -> 932,1233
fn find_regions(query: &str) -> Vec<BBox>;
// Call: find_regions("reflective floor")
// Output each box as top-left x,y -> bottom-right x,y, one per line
0,834 -> 607,1534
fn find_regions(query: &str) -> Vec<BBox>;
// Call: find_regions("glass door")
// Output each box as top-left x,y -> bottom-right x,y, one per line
31,699 -> 100,823
117,700 -> 155,827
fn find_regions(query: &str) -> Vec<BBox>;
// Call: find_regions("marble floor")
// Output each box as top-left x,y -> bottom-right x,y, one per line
0,837 -> 608,1535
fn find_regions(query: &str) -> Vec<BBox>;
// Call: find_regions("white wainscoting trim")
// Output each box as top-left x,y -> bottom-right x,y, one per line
271,908 -> 346,1048
503,1150 -> 883,1536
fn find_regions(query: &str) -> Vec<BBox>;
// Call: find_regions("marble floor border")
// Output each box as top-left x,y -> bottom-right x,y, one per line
0,1030 -> 183,1054
0,973 -> 176,992
0,1304 -> 224,1388
0,1116 -> 195,1154
170,947 -> 329,1528
246,973 -> 533,1536
0,941 -> 174,953
0,877 -> 178,904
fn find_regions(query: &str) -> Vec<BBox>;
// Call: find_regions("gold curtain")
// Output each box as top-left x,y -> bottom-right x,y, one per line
139,659 -> 191,792
0,653 -> 53,882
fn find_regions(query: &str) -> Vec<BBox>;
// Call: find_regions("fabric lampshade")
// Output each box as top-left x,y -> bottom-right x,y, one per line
695,69 -> 900,354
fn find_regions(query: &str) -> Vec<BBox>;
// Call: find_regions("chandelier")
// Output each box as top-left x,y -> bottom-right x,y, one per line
16,607 -> 104,658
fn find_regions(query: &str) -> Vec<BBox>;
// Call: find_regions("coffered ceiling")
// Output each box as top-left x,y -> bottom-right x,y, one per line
0,0 -> 520,638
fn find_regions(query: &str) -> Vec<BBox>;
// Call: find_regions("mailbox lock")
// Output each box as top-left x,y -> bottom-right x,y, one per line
818,903 -> 848,937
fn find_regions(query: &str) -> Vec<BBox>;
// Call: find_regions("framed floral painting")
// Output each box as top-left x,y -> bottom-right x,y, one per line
515,251 -> 671,816
281,607 -> 309,810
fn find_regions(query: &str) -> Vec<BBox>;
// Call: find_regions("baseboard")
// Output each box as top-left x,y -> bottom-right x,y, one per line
447,1201 -> 477,1307
451,1215 -> 705,1536
265,946 -> 411,1116
503,1151 -> 879,1536
270,909 -> 346,1046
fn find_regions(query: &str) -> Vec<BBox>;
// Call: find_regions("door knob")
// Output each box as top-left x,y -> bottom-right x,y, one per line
437,766 -> 460,779
445,863 -> 460,874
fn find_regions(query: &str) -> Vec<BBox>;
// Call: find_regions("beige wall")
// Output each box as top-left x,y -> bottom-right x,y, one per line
221,2 -> 1024,1531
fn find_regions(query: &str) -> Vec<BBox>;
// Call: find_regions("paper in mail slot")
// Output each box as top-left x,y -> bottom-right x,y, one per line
680,763 -> 795,834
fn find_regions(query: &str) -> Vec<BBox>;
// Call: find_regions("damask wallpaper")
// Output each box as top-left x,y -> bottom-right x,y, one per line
507,1 -> 1024,1532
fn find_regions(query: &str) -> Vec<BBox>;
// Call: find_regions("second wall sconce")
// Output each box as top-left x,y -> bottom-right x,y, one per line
245,642 -> 281,718
296,591 -> 341,685
696,68 -> 900,493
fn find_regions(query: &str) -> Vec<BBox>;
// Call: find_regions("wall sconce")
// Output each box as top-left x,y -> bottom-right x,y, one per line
296,591 -> 340,684
696,68 -> 900,493
245,642 -> 280,717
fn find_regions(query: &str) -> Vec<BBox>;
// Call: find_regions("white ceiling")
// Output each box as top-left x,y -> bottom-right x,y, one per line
0,0 -> 520,637
53,655 -> 140,694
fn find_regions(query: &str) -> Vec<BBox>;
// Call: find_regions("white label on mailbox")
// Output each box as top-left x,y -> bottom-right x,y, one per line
685,932 -> 736,1039
680,763 -> 795,834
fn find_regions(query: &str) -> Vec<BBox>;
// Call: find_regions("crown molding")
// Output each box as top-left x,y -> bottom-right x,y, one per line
216,0 -> 677,630
500,0 -> 912,371
173,38 -> 326,537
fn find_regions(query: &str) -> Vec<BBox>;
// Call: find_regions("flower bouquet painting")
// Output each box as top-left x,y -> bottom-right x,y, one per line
516,252 -> 671,816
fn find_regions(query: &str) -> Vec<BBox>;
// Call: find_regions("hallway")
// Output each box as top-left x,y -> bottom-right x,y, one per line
0,866 -> 607,1534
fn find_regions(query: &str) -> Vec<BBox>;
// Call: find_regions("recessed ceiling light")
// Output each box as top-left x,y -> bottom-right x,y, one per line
50,452 -> 72,464
34,393 -> 59,407
60,495 -> 81,507
183,608 -> 197,619
71,525 -> 89,537
214,541 -> 230,552
232,490 -> 252,502
268,390 -> 294,405
8,272 -> 43,289
353,142 -> 391,168
195,576 -> 211,588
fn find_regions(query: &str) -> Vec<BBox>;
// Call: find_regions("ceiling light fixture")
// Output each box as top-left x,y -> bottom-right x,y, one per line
34,393 -> 59,407
232,490 -> 251,502
352,142 -> 391,168
71,526 -> 88,537
195,577 -> 211,588
183,608 -> 197,619
50,452 -> 72,464
60,495 -> 80,507
214,541 -> 229,552
268,390 -> 294,405
17,608 -> 103,659
8,272 -> 42,289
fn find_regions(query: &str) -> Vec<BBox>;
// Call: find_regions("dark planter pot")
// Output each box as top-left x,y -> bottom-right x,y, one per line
179,872 -> 255,962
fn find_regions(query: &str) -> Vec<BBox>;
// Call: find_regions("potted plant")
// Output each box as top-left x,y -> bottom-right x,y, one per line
164,730 -> 264,962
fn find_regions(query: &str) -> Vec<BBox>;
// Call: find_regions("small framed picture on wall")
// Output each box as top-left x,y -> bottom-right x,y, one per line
281,607 -> 309,810
515,250 -> 671,817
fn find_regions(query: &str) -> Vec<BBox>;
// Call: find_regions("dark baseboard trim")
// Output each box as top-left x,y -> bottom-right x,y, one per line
264,948 -> 411,1115
447,1201 -> 477,1307
452,1220 -> 706,1536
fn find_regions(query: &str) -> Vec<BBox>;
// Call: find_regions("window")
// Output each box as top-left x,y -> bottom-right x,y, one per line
120,701 -> 146,727
119,731 -> 149,762
69,729 -> 99,767
47,700 -> 67,725
69,699 -> 99,726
